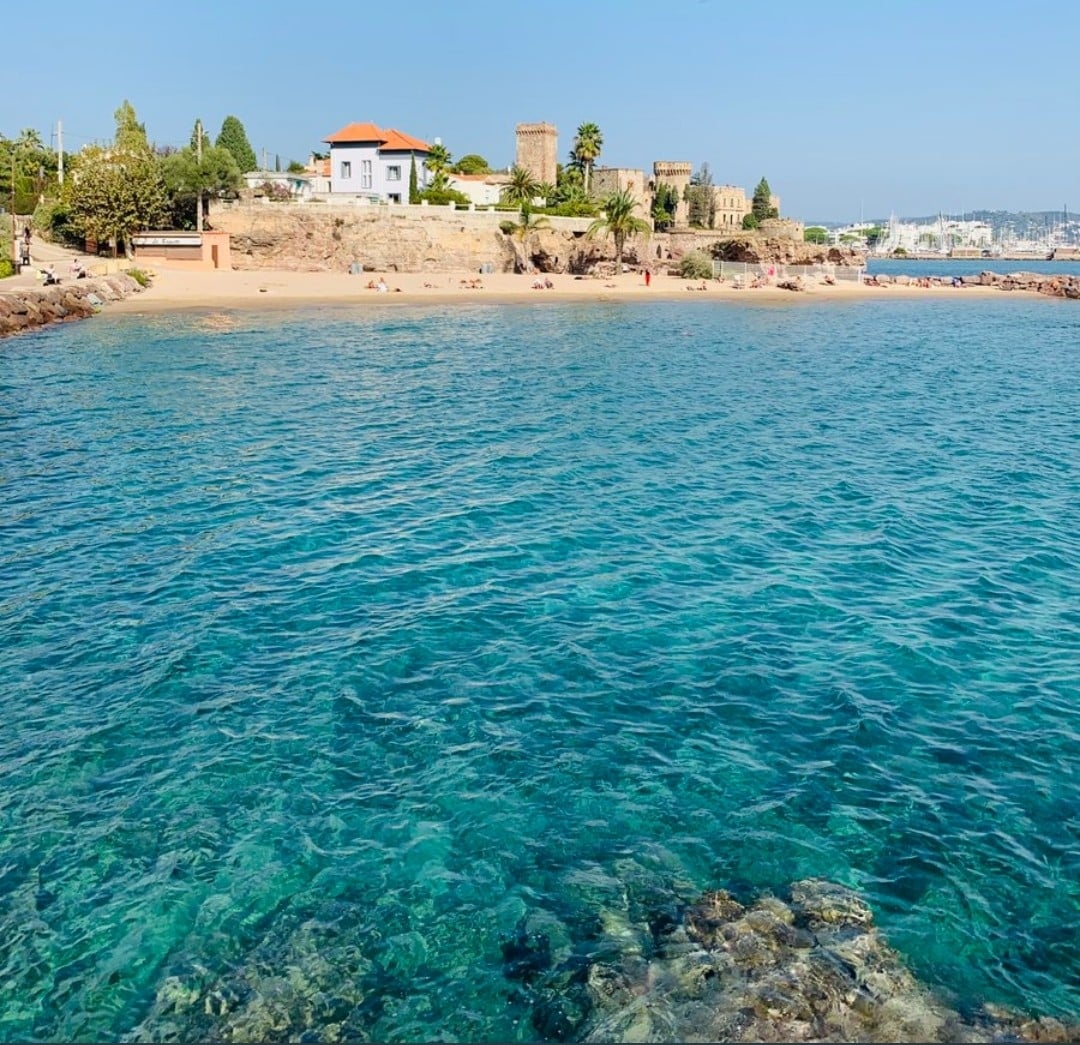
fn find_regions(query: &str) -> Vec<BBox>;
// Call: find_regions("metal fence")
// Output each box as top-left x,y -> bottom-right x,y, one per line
711,260 -> 864,283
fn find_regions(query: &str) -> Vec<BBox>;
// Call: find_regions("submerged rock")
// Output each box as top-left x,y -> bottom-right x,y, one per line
516,878 -> 1078,1043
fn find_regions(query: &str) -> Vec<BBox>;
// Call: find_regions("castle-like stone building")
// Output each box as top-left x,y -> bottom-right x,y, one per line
514,121 -> 789,235
515,123 -> 558,187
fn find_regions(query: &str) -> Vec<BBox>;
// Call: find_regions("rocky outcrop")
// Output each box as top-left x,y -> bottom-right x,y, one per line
207,203 -> 866,275
0,274 -> 144,338
960,270 -> 1080,298
709,235 -> 863,267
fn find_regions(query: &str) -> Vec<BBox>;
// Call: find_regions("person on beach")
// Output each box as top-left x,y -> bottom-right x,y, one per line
645,268 -> 652,288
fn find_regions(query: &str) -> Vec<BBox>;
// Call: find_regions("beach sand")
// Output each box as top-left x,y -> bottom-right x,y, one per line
108,265 -> 1011,314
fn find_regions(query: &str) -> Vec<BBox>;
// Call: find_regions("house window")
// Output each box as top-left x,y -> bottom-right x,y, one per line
386,165 -> 401,181
340,161 -> 352,179
361,160 -> 372,188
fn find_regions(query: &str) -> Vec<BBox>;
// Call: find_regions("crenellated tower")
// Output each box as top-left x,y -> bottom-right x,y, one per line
653,161 -> 693,226
515,123 -> 558,187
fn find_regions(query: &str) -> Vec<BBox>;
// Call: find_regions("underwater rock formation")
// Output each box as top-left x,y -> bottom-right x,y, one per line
532,878 -> 1076,1043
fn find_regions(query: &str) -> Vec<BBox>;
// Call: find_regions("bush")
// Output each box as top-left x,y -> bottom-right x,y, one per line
499,220 -> 517,235
258,180 -> 292,202
125,267 -> 152,287
678,251 -> 714,280
418,186 -> 470,207
538,200 -> 598,218
33,198 -> 82,248
742,213 -> 759,230
0,258 -> 15,279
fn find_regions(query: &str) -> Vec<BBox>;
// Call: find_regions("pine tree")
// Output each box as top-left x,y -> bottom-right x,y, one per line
215,116 -> 257,175
752,177 -> 778,222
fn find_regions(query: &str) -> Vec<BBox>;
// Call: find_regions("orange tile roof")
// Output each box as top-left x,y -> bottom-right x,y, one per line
379,128 -> 430,152
323,122 -> 430,152
324,121 -> 385,143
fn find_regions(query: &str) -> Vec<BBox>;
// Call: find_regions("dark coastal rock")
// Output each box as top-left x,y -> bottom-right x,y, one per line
0,273 -> 142,339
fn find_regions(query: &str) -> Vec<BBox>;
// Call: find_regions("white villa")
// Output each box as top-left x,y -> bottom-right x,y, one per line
446,172 -> 512,207
324,122 -> 432,202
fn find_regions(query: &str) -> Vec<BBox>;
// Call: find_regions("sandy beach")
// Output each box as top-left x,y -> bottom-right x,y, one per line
107,265 -> 1012,314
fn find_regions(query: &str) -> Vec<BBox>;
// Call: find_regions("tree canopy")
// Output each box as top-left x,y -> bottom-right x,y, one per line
804,226 -> 828,244
114,101 -> 149,154
685,163 -> 716,229
0,129 -> 57,213
651,182 -> 679,231
452,154 -> 490,175
573,123 -> 603,195
67,143 -> 168,254
588,188 -> 650,266
161,142 -> 242,227
425,143 -> 452,189
501,165 -> 540,209
215,116 -> 257,174
751,177 -> 778,222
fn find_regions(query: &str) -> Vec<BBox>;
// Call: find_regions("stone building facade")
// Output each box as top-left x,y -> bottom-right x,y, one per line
651,162 -> 693,226
713,184 -> 751,230
515,123 -> 558,186
591,167 -> 650,220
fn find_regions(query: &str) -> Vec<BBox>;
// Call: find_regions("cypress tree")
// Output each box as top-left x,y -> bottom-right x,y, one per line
215,116 -> 257,175
409,155 -> 419,204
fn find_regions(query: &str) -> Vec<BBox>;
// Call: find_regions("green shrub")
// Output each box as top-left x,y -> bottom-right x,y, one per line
678,251 -> 714,280
537,200 -> 598,218
0,258 -> 15,279
418,186 -> 470,206
499,220 -> 517,235
33,198 -> 82,247
125,267 -> 152,287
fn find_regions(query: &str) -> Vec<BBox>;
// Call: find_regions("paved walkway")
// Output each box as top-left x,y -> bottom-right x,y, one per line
5,233 -> 103,291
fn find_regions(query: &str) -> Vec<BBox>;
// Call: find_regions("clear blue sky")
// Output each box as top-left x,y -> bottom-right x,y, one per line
4,0 -> 1078,222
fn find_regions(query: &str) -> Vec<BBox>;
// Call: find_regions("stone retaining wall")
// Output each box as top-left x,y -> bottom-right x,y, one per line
0,274 -> 143,338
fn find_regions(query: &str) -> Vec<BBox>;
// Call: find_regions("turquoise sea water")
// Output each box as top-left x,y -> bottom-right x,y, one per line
2,299 -> 1079,1041
867,257 -> 1080,278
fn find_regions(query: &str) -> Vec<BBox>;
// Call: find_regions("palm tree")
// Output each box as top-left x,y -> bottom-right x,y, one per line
425,143 -> 452,189
587,189 -> 650,268
573,123 -> 603,196
504,205 -> 551,272
501,165 -> 539,209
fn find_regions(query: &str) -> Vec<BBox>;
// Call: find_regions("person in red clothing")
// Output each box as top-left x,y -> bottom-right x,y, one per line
644,268 -> 652,288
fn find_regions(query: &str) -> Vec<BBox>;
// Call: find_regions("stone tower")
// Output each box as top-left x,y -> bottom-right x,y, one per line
515,123 -> 558,186
653,161 -> 693,226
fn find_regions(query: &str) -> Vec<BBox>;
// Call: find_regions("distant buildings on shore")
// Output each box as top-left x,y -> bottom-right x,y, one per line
261,118 -> 785,235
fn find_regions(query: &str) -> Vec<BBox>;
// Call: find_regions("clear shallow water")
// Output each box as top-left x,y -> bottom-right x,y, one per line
867,257 -> 1080,278
2,299 -> 1079,1041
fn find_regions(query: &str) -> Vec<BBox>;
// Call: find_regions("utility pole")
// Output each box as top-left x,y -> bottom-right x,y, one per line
196,119 -> 204,232
57,120 -> 63,186
9,147 -> 15,264
262,147 -> 267,171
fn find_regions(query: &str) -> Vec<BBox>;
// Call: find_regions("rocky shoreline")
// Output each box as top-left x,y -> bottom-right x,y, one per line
0,273 -> 145,338
871,269 -> 1080,299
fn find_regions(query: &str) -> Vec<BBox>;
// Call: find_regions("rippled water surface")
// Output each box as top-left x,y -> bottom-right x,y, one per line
2,299 -> 1079,1041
